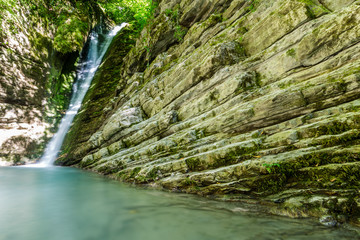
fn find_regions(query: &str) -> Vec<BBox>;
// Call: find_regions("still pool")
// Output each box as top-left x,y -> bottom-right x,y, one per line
0,167 -> 358,240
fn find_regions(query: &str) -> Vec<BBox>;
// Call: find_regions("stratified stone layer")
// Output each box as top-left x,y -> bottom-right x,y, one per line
61,0 -> 360,224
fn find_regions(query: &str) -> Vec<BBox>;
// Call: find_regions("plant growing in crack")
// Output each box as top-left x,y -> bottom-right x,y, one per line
165,7 -> 187,42
263,163 -> 281,173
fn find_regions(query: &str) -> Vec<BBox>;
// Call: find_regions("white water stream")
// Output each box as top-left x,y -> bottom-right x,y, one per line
36,24 -> 126,167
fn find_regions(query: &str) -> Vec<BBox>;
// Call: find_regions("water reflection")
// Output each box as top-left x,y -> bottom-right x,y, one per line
0,167 -> 358,240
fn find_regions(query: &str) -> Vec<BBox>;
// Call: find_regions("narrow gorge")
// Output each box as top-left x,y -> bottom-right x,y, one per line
2,0 -> 360,229
0,0 -> 103,164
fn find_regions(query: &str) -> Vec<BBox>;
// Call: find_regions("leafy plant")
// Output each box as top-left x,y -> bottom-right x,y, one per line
263,163 -> 281,173
98,0 -> 156,33
164,7 -> 187,42
174,25 -> 186,41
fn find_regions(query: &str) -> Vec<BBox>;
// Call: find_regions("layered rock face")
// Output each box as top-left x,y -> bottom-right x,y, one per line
61,0 -> 360,223
0,1 -> 99,165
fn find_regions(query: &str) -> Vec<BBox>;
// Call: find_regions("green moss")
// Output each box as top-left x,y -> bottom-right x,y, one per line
296,163 -> 360,190
135,175 -> 148,183
174,25 -> 187,42
130,167 -> 142,178
147,167 -> 159,180
286,48 -> 296,57
235,42 -> 246,58
297,0 -> 329,19
247,146 -> 360,195
186,157 -> 201,171
54,16 -> 89,53
169,146 -> 180,154
181,177 -> 197,186
257,174 -> 287,193
282,150 -> 359,177
164,5 -> 188,42
208,14 -> 223,25
313,131 -> 360,148
237,27 -> 248,35
246,0 -> 261,13
188,142 -> 265,170
304,5 -> 316,19
98,161 -> 125,175
164,8 -> 179,23
263,163 -> 281,173
151,57 -> 179,77
327,77 -> 347,92
308,120 -> 353,138
209,90 -> 220,101
155,144 -> 166,152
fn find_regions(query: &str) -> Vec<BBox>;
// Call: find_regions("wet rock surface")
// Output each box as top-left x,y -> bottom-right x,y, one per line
0,1 -> 100,165
60,0 -> 360,225
319,215 -> 338,227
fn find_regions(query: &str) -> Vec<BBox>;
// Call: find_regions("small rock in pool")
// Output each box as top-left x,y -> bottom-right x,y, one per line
319,215 -> 338,227
231,207 -> 249,212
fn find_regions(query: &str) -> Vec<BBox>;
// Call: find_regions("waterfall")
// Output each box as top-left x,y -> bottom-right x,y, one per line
36,24 -> 127,167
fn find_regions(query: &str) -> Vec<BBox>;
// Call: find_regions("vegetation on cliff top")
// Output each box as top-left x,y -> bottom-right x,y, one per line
99,0 -> 155,32
0,0 -> 154,53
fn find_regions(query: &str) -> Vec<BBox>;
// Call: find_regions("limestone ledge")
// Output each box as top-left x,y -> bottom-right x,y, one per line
61,0 -> 360,225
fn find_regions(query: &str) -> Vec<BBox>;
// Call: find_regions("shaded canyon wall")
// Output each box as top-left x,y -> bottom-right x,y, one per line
0,1 -> 102,165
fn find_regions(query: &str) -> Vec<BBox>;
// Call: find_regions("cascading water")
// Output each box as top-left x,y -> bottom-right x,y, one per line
37,24 -> 127,167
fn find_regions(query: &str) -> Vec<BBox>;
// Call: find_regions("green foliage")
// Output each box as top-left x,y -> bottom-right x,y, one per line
165,7 -> 187,42
174,25 -> 187,41
164,8 -> 179,22
0,0 -> 93,53
0,0 -> 156,52
263,163 -> 281,173
246,0 -> 260,12
98,0 -> 156,32
54,16 -> 89,53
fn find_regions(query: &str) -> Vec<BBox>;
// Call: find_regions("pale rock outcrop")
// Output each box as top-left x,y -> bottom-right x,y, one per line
61,0 -> 360,225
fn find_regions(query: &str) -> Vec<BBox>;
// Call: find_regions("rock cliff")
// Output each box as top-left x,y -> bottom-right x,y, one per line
61,0 -> 360,224
0,0 -> 101,165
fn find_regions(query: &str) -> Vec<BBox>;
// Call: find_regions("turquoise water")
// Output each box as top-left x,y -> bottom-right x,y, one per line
0,167 -> 358,240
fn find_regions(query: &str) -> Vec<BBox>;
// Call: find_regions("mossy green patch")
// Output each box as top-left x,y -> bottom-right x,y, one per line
54,16 -> 89,53
130,167 -> 142,178
307,120 -> 355,138
297,0 -> 329,19
164,5 -> 188,42
185,157 -> 201,171
147,167 -> 159,180
181,177 -> 197,186
286,48 -> 296,57
246,0 -> 261,13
